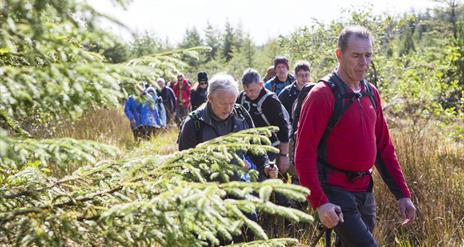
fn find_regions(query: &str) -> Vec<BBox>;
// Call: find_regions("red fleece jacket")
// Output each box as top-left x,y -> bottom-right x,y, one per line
172,80 -> 191,109
294,80 -> 411,209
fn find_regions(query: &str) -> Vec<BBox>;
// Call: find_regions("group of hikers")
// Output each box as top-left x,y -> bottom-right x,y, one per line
123,71 -> 209,140
125,26 -> 416,247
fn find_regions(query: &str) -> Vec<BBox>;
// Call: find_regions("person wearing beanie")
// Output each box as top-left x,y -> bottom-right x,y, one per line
264,56 -> 295,95
190,71 -> 209,111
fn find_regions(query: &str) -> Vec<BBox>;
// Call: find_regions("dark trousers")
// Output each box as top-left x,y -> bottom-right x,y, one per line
175,106 -> 189,126
325,186 -> 377,247
132,126 -> 155,141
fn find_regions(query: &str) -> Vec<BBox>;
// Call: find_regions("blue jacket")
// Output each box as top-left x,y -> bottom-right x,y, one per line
124,92 -> 167,128
264,74 -> 296,96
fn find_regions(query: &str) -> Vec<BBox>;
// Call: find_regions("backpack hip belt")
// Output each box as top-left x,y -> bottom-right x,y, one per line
318,157 -> 372,182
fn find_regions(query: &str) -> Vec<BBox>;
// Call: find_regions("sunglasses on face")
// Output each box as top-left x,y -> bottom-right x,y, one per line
199,82 -> 208,85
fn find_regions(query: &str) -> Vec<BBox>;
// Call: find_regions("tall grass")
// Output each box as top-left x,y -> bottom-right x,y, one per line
52,107 -> 180,154
49,108 -> 463,246
374,122 -> 464,246
53,107 -> 136,150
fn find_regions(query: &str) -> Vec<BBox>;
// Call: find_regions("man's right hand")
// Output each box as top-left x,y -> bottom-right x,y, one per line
130,119 -> 136,128
264,165 -> 278,179
316,203 -> 344,229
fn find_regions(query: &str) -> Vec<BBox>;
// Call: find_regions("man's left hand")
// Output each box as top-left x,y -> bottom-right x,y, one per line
398,197 -> 416,226
277,156 -> 290,173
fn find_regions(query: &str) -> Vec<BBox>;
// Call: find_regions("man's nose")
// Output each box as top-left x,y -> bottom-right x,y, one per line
359,55 -> 369,65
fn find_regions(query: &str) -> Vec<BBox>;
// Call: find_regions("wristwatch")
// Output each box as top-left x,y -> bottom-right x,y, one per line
279,153 -> 288,157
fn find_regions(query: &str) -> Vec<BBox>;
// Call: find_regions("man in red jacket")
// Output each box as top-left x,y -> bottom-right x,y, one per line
172,73 -> 192,126
294,26 -> 416,246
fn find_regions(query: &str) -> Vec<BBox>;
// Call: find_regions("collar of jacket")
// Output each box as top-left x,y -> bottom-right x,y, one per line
244,87 -> 269,103
194,103 -> 243,128
289,81 -> 301,94
271,74 -> 295,83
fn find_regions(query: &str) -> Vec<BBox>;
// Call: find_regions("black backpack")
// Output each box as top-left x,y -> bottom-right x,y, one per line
290,82 -> 317,139
239,91 -> 291,146
290,73 -> 377,165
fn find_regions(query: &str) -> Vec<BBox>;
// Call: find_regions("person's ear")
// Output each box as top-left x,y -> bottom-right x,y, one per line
336,48 -> 343,62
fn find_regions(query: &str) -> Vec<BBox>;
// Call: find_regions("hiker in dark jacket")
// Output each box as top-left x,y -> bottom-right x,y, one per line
278,60 -> 313,182
278,60 -> 312,124
237,68 -> 290,175
178,73 -> 277,179
190,71 -> 209,111
264,56 -> 295,95
157,78 -> 177,125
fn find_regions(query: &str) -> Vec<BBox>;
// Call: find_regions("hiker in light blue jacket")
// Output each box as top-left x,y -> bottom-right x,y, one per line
145,85 -> 167,128
124,85 -> 166,140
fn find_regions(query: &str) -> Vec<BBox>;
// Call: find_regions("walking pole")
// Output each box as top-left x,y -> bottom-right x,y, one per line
311,207 -> 341,247
309,223 -> 327,247
325,228 -> 332,247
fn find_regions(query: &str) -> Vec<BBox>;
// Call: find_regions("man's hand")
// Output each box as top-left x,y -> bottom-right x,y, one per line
398,197 -> 416,226
277,156 -> 290,173
243,159 -> 251,171
264,165 -> 278,179
317,203 -> 344,229
130,119 -> 136,128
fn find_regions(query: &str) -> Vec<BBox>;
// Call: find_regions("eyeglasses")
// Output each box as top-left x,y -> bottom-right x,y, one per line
296,72 -> 310,78
199,82 -> 208,85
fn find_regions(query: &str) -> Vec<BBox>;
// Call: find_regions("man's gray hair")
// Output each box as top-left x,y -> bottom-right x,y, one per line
157,78 -> 165,83
338,25 -> 374,53
241,68 -> 261,86
207,73 -> 239,97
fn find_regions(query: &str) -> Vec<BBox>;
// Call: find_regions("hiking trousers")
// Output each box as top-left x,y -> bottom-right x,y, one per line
324,186 -> 377,247
133,126 -> 155,141
175,106 -> 189,126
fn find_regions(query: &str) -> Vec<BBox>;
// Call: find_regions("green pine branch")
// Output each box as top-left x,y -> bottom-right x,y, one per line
0,127 -> 314,246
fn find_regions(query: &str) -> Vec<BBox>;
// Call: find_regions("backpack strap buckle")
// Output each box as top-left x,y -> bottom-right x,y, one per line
346,170 -> 371,182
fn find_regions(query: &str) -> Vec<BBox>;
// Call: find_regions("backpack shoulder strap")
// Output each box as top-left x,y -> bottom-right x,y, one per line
190,111 -> 201,131
177,110 -> 202,145
361,80 -> 377,111
270,79 -> 277,93
256,92 -> 274,125
239,92 -> 246,106
291,82 -> 316,135
233,104 -> 255,128
319,73 -> 351,146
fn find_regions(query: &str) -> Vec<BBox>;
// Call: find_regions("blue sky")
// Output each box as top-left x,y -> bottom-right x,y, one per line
89,0 -> 438,45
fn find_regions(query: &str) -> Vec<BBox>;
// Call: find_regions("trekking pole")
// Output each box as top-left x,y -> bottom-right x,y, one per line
310,207 -> 341,247
325,228 -> 332,247
309,223 -> 326,247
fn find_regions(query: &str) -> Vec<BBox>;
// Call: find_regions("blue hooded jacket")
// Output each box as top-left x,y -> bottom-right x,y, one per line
124,88 -> 167,128
264,74 -> 295,96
